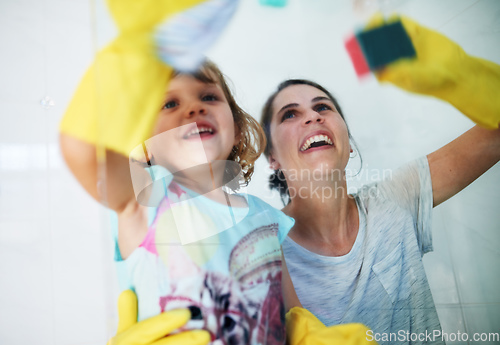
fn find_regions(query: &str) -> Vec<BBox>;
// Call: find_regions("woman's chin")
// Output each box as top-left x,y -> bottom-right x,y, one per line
288,162 -> 345,184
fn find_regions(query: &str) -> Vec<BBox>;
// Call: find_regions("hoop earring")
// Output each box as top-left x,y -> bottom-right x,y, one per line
350,148 -> 358,159
346,151 -> 361,178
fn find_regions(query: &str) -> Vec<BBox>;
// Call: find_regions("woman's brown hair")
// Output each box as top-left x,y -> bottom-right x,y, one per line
260,79 -> 361,204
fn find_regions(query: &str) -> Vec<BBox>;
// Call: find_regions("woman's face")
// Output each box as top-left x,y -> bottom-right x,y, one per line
269,84 -> 351,180
148,74 -> 238,172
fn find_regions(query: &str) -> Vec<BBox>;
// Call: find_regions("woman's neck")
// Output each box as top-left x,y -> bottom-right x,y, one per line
284,175 -> 359,256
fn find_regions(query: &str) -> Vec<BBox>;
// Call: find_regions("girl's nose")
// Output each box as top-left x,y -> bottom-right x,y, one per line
186,102 -> 207,117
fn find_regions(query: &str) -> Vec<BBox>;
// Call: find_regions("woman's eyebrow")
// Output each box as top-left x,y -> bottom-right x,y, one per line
311,96 -> 331,103
277,103 -> 299,115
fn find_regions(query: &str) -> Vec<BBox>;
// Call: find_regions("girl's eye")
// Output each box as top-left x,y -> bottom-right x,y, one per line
281,111 -> 296,122
314,103 -> 331,112
202,94 -> 217,102
163,100 -> 177,109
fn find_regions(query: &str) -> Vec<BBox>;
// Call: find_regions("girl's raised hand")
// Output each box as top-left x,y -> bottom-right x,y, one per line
108,290 -> 210,345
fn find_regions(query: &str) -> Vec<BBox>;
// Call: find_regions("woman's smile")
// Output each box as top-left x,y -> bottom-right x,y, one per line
299,130 -> 334,152
269,84 -> 351,173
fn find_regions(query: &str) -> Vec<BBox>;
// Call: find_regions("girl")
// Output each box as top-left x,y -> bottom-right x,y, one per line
61,60 -> 301,345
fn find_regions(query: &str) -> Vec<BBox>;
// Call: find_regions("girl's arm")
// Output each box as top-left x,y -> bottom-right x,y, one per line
427,126 -> 500,207
60,134 -> 136,213
60,134 -> 148,258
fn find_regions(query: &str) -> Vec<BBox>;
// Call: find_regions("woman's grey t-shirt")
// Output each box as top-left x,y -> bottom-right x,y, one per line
282,157 -> 443,344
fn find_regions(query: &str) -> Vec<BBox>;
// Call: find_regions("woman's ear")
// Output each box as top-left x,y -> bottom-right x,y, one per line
269,153 -> 281,170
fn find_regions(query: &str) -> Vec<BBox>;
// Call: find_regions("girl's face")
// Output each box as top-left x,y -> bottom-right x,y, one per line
269,84 -> 351,178
150,74 -> 239,172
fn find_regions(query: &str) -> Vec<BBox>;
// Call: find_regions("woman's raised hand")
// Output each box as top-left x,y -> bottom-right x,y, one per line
373,15 -> 500,129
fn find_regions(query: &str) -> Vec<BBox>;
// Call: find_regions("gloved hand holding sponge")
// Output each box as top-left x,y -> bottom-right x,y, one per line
346,15 -> 500,129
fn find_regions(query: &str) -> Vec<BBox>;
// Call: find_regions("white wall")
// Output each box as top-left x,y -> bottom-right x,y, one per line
0,0 -> 499,344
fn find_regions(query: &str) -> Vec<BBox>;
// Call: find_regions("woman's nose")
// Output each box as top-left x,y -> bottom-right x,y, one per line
304,111 -> 324,125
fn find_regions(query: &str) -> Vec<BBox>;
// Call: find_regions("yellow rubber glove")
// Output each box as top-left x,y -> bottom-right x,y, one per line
107,290 -> 210,345
60,0 -> 207,157
286,307 -> 376,345
373,15 -> 500,129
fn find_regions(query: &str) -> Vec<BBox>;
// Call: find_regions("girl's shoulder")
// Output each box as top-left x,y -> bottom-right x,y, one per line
244,194 -> 278,214
245,195 -> 295,240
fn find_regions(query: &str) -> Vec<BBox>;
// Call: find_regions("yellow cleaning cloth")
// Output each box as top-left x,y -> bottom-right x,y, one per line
60,0 -> 207,157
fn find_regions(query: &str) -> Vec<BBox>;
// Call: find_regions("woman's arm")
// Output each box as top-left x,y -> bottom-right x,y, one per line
369,17 -> 500,206
427,126 -> 500,207
281,251 -> 302,311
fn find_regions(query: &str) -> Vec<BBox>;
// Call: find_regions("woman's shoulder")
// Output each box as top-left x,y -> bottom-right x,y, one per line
354,157 -> 430,201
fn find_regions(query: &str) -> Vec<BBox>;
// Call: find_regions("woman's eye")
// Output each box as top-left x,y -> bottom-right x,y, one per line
315,104 -> 331,112
163,100 -> 177,109
281,111 -> 295,122
202,94 -> 217,102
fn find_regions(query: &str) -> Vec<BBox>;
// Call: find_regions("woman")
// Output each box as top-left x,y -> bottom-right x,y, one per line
259,18 -> 500,343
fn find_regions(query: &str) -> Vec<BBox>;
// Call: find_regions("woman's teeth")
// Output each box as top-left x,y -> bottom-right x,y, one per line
186,127 -> 214,137
300,135 -> 333,151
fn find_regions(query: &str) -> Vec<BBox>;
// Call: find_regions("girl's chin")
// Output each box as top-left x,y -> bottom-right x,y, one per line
201,150 -> 233,163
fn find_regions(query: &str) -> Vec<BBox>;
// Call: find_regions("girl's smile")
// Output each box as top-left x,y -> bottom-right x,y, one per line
182,121 -> 216,140
153,74 -> 239,170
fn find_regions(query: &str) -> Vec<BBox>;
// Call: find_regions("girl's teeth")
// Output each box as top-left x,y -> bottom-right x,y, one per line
188,127 -> 213,136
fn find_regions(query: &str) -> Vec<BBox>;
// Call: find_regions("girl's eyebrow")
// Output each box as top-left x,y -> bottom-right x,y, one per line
204,83 -> 223,92
164,89 -> 178,97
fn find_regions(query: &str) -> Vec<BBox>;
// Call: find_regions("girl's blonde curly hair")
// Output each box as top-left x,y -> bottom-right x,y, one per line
173,60 -> 266,189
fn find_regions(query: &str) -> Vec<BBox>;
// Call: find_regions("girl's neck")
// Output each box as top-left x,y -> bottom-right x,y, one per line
173,162 -> 223,194
172,162 -> 247,208
283,175 -> 359,256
